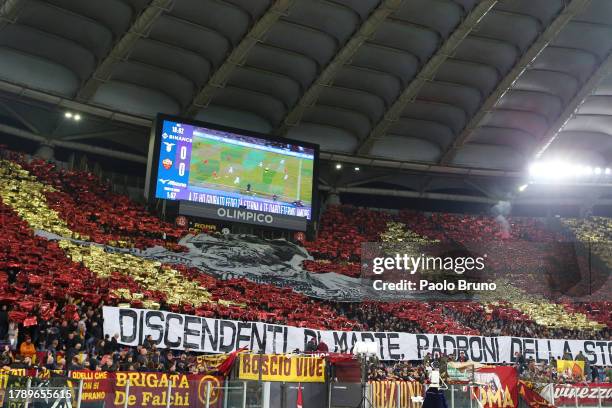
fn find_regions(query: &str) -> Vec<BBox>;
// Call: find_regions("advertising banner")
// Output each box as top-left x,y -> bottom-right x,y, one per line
238,354 -> 325,383
104,306 -> 612,365
553,383 -> 612,406
369,381 -> 424,408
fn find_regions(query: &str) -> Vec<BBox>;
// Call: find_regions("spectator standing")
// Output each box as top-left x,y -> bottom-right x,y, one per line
305,338 -> 318,353
576,350 -> 588,378
19,336 -> 36,361
7,321 -> 18,349
0,345 -> 12,367
317,340 -> 329,353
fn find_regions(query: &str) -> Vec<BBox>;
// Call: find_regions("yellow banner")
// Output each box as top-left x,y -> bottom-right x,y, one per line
557,360 -> 584,377
195,354 -> 230,371
238,354 -> 325,383
369,381 -> 424,408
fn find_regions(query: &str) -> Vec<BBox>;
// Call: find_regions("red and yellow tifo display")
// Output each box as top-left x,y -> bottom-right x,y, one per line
0,152 -> 359,331
0,148 -> 609,337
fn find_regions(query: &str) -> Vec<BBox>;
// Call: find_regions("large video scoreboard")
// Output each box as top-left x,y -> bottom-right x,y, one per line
145,115 -> 319,230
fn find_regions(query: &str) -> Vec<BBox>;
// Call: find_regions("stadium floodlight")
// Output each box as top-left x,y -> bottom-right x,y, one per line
64,111 -> 82,122
529,160 -> 611,180
528,163 -> 545,177
354,166 -> 360,171
518,184 -> 528,192
335,163 -> 342,170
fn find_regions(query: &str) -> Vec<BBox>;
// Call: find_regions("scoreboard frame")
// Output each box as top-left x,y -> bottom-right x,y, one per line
144,113 -> 320,231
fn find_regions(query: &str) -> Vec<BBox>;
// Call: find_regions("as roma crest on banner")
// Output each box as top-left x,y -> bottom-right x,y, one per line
471,366 -> 518,408
197,375 -> 223,407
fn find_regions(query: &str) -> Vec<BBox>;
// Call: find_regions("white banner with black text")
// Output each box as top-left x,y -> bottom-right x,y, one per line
103,306 -> 612,365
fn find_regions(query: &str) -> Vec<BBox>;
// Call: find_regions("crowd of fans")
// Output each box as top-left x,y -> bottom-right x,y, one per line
0,147 -> 610,386
0,300 -> 609,386
0,302 -> 220,375
368,352 -> 612,384
340,302 -> 611,340
519,353 -> 612,385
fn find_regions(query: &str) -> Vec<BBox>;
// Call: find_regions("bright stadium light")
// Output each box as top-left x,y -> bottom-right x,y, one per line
354,166 -> 360,171
64,111 -> 82,122
335,163 -> 342,170
529,160 -> 611,181
528,163 -> 545,177
518,184 -> 528,192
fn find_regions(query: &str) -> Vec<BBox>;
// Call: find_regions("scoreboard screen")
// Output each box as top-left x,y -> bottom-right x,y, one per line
147,115 -> 318,220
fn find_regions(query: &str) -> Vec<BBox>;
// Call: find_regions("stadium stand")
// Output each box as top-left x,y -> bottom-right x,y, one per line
0,148 -> 609,392
1,0 -> 612,404
0,151 -> 362,333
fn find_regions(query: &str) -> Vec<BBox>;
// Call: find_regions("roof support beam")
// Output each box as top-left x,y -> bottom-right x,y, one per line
320,151 -> 521,178
319,184 -> 612,206
77,0 -> 174,101
345,174 -> 392,187
354,0 -> 498,155
0,79 -> 523,177
463,179 -> 498,199
0,0 -> 26,29
0,123 -> 147,163
319,185 -> 497,204
274,0 -> 405,136
183,0 -> 295,117
534,52 -> 612,158
58,130 -> 135,142
438,0 -> 592,165
0,100 -> 41,134
0,79 -> 153,126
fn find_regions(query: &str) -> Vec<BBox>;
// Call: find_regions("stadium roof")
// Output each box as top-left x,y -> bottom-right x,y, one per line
1,0 -> 612,206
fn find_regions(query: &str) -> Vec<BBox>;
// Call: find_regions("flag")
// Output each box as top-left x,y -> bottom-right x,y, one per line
296,383 -> 303,408
557,360 -> 584,378
217,347 -> 248,376
518,381 -> 556,407
23,316 -> 37,327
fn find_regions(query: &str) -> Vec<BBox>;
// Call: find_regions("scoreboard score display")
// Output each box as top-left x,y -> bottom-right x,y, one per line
145,114 -> 319,230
